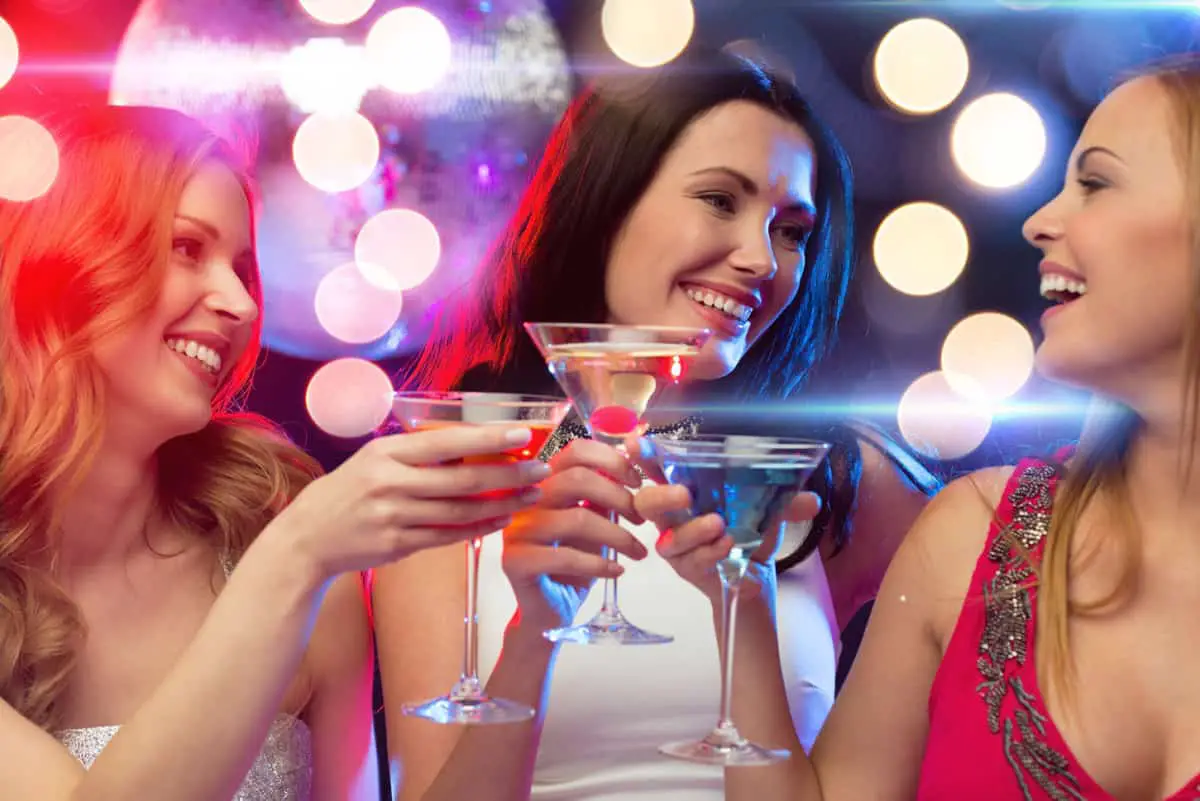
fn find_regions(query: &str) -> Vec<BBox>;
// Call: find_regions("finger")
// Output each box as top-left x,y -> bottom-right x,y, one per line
551,439 -> 642,488
655,514 -> 725,559
401,459 -> 551,499
624,435 -> 668,484
506,506 -> 649,560
671,535 -> 734,579
634,484 -> 692,530
394,488 -> 542,528
504,543 -> 624,581
538,466 -> 641,522
378,425 -> 538,465
400,515 -> 515,554
783,491 -> 822,524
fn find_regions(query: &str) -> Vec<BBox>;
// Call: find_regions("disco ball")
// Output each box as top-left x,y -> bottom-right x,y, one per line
110,0 -> 571,360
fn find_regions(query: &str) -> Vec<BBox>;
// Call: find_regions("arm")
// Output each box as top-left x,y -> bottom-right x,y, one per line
375,547 -> 557,801
306,572 -> 381,801
0,532 -> 326,801
725,468 -> 1011,801
0,424 -> 551,801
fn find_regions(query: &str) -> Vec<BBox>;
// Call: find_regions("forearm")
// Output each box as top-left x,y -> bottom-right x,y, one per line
422,618 -> 558,801
715,593 -> 823,801
73,535 -> 326,801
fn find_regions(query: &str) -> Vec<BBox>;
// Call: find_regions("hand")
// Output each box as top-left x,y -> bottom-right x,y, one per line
267,425 -> 551,581
501,439 -> 648,632
633,482 -> 822,604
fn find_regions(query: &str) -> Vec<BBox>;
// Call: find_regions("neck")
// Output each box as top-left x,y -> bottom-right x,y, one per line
1111,388 -> 1200,517
56,436 -> 161,571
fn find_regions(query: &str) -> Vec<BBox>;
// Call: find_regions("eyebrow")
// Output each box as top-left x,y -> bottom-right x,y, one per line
689,165 -> 817,220
1075,146 -> 1124,172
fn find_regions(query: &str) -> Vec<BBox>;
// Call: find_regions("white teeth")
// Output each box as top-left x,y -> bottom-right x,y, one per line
165,338 -> 223,374
1039,274 -> 1088,301
684,287 -> 753,323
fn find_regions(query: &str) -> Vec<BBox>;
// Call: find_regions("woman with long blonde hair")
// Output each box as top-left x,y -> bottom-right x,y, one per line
636,58 -> 1200,801
0,104 -> 549,801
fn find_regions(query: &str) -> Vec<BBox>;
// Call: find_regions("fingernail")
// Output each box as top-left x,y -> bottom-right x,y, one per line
521,460 -> 551,480
606,561 -> 625,576
505,427 -> 533,445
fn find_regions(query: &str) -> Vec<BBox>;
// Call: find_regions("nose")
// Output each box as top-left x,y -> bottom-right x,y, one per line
207,263 -> 259,325
729,220 -> 778,280
1022,193 -> 1065,251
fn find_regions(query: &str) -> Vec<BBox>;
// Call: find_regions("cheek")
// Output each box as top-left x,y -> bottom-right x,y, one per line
750,260 -> 804,341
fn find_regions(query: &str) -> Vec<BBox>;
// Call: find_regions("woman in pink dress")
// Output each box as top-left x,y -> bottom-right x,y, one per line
638,57 -> 1200,801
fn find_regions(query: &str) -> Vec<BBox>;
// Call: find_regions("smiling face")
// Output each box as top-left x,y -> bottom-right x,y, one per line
93,160 -> 260,445
1023,76 -> 1193,401
603,100 -> 818,381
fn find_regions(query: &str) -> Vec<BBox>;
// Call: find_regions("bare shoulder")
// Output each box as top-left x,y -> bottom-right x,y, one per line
894,465 -> 1016,647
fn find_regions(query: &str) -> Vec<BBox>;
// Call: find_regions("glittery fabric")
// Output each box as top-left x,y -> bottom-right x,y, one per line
57,716 -> 313,799
538,410 -> 702,464
976,461 -> 1084,801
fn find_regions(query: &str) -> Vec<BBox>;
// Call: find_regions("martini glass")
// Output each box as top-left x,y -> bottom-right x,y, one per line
523,322 -> 712,645
647,433 -> 831,765
390,391 -> 571,724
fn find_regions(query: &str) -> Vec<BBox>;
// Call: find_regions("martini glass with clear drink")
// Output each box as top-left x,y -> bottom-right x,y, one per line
647,433 -> 831,765
390,391 -> 570,724
523,322 -> 712,646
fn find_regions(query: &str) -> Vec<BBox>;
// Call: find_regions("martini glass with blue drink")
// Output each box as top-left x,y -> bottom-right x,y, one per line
524,322 -> 711,645
647,433 -> 831,765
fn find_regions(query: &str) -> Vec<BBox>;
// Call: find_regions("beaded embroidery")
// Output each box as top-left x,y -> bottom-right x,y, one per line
538,410 -> 702,463
977,462 -> 1085,801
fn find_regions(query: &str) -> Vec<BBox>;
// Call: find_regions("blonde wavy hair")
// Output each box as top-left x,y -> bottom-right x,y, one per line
0,105 -> 323,730
1035,59 -> 1200,704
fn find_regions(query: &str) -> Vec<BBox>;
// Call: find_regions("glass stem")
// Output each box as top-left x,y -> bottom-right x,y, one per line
715,558 -> 749,733
455,536 -> 484,699
598,510 -> 621,616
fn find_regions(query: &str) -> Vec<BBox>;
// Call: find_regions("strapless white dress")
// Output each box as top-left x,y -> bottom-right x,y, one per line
474,489 -> 840,800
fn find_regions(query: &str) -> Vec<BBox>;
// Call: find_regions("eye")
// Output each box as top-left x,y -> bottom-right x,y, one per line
172,236 -> 205,262
698,192 -> 737,215
772,221 -> 810,252
1076,176 -> 1108,195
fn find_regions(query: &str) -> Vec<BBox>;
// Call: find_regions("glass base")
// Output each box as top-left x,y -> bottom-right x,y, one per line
401,694 -> 535,725
659,731 -> 790,767
543,610 -> 674,645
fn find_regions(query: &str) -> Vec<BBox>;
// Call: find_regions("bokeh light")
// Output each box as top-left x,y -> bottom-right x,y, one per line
601,0 -> 694,68
306,357 -> 393,438
897,371 -> 993,460
354,208 -> 442,291
299,0 -> 375,25
0,116 -> 60,202
873,202 -> 969,297
314,262 -> 405,343
280,38 -> 373,114
941,312 -> 1035,403
364,6 -> 453,95
0,15 -> 17,91
873,18 -> 969,115
291,111 -> 380,193
952,93 -> 1046,189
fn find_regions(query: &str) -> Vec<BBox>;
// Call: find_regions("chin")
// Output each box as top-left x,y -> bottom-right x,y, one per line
1033,345 -> 1110,394
686,344 -> 741,383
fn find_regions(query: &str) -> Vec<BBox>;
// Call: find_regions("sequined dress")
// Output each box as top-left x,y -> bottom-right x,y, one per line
57,717 -> 314,800
918,457 -> 1200,801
